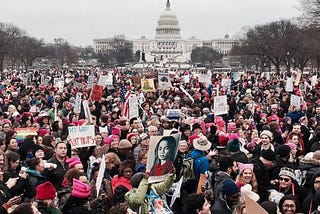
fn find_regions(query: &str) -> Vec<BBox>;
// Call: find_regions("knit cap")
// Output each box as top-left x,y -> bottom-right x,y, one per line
279,167 -> 295,180
66,157 -> 82,168
36,181 -> 56,200
276,144 -> 291,158
72,178 -> 91,198
227,139 -> 240,152
221,179 -> 240,196
130,172 -> 144,188
261,150 -> 276,161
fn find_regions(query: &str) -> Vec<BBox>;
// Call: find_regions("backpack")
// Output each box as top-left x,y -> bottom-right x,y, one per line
179,153 -> 204,186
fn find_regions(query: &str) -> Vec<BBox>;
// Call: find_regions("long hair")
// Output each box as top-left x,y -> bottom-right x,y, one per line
235,169 -> 258,192
152,136 -> 176,166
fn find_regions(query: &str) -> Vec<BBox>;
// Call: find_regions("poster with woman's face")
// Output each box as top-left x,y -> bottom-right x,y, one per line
146,133 -> 180,183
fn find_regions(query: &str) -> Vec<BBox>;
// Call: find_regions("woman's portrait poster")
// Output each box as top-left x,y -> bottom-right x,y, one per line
141,78 -> 155,92
146,133 -> 180,183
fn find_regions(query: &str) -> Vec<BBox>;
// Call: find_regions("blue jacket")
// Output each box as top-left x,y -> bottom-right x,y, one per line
190,149 -> 209,182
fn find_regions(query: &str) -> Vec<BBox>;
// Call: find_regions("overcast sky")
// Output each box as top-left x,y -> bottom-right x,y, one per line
0,0 -> 302,47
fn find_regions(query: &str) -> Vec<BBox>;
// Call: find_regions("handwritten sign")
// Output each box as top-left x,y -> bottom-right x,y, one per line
68,125 -> 95,148
90,84 -> 103,101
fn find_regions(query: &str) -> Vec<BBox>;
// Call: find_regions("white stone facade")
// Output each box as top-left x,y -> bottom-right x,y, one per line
93,0 -> 240,63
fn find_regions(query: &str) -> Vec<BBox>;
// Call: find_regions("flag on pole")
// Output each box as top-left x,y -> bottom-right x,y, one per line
120,82 -> 131,118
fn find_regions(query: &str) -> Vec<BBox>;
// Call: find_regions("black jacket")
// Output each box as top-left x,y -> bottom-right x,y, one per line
211,197 -> 232,214
45,156 -> 69,190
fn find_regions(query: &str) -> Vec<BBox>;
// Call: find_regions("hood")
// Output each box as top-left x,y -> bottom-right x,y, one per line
26,168 -> 44,178
215,171 -> 231,183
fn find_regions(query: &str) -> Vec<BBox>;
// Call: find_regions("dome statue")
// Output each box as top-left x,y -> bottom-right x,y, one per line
155,0 -> 181,39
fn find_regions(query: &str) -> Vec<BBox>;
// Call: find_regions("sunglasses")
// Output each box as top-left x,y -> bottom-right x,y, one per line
279,177 -> 290,182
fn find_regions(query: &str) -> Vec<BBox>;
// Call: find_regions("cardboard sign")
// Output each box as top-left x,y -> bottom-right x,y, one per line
294,70 -> 302,86
146,133 -> 180,183
141,78 -> 155,92
68,125 -> 95,148
214,95 -> 228,115
90,84 -> 103,101
245,195 -> 268,214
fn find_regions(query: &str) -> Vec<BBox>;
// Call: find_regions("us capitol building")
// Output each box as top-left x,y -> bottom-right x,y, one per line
93,0 -> 240,63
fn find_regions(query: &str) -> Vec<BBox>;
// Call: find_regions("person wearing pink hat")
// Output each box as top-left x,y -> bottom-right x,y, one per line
66,157 -> 84,172
61,178 -> 91,213
236,163 -> 258,192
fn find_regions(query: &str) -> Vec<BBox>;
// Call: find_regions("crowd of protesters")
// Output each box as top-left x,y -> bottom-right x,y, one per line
0,67 -> 319,214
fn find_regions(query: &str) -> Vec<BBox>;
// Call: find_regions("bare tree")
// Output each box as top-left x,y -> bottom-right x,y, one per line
299,0 -> 320,26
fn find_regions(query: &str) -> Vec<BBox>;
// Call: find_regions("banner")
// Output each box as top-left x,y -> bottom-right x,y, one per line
146,133 -> 180,183
158,72 -> 172,90
128,94 -> 139,119
15,128 -> 38,142
68,125 -> 95,148
214,95 -> 228,115
290,94 -> 301,110
74,92 -> 82,114
90,84 -> 103,101
141,78 -> 155,92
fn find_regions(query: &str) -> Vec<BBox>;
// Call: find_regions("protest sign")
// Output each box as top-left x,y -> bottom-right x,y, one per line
141,78 -> 155,92
197,74 -> 211,84
166,109 -> 180,121
146,133 -> 180,183
82,100 -> 93,124
290,94 -> 301,110
68,125 -> 95,148
96,154 -> 106,198
299,81 -> 306,92
74,92 -> 82,114
129,94 -> 139,119
285,77 -> 293,92
97,75 -> 107,86
214,95 -> 228,115
90,84 -> 103,101
311,75 -> 317,87
15,128 -> 38,142
138,93 -> 146,105
294,70 -> 302,86
54,78 -> 64,92
158,72 -> 172,90
87,75 -> 96,89
183,74 -> 190,84
106,73 -> 113,86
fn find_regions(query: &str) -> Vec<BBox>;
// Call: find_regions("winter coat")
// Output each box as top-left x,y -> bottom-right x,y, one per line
213,171 -> 232,201
190,149 -> 208,182
211,197 -> 232,214
125,174 -> 175,214
0,183 -> 12,214
24,169 -> 46,200
45,156 -> 69,190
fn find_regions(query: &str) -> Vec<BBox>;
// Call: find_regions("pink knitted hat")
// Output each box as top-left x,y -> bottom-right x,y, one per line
66,157 -> 82,168
72,178 -> 91,198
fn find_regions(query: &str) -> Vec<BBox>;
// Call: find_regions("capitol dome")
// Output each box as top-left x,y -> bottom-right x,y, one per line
155,0 -> 181,39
